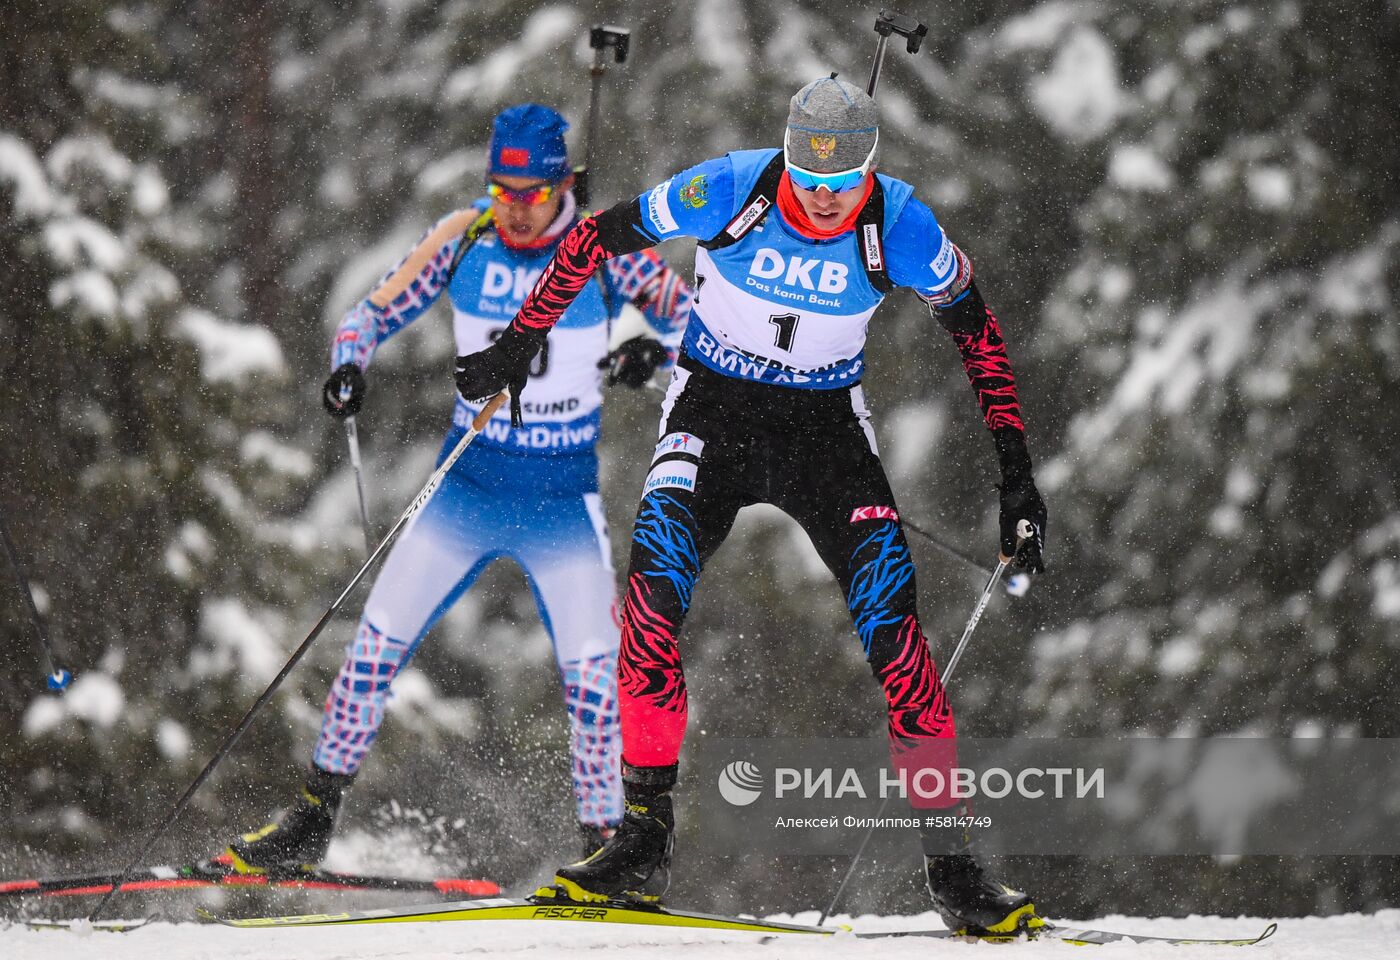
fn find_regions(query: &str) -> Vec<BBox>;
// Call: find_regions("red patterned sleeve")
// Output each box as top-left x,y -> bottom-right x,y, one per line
928,282 -> 1026,434
511,217 -> 613,333
510,199 -> 655,335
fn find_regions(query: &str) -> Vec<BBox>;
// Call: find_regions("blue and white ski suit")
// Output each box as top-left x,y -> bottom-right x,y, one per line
313,193 -> 691,827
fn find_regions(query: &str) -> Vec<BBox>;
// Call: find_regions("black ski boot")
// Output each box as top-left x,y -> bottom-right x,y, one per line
542,762 -> 675,903
578,822 -> 618,860
224,766 -> 353,874
925,853 -> 1042,936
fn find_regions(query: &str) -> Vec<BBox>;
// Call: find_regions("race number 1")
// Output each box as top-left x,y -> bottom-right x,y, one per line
768,313 -> 800,352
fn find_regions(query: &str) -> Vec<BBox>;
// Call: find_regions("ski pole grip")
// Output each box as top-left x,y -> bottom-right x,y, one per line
998,519 -> 1036,564
875,10 -> 928,54
470,390 -> 510,432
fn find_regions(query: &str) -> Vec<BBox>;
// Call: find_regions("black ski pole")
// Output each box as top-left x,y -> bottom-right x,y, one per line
816,522 -> 1032,927
572,24 -> 630,207
0,512 -> 72,692
940,520 -> 1033,681
343,412 -> 374,558
867,9 -> 927,97
87,391 -> 510,923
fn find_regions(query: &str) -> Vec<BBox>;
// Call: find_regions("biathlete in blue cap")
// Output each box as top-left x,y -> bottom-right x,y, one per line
223,103 -> 693,872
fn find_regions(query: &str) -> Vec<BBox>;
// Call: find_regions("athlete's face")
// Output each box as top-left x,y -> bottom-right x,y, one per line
489,173 -> 574,245
787,175 -> 871,230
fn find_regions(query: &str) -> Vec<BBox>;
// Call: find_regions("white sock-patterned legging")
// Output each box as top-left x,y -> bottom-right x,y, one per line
312,449 -> 623,828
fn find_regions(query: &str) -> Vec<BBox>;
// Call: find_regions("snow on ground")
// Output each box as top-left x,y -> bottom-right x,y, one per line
2,909 -> 1397,959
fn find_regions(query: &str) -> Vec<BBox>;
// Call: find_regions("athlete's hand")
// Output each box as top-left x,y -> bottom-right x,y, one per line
999,475 -> 1046,573
454,324 -> 544,427
993,427 -> 1046,573
599,336 -> 667,388
321,363 -> 366,419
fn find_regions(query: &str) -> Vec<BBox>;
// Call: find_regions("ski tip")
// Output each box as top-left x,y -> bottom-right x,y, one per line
1257,922 -> 1279,942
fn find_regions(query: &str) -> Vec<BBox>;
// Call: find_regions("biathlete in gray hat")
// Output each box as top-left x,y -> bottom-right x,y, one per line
455,75 -> 1048,935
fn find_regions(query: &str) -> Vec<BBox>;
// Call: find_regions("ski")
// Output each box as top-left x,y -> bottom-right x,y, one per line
23,918 -> 153,933
868,922 -> 1279,945
1,860 -> 500,899
198,897 -> 826,935
197,894 -> 1278,945
1024,923 -> 1278,946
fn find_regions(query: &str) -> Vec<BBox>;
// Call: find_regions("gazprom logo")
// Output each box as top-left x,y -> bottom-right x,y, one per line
646,179 -> 679,234
929,234 -> 955,280
718,761 -> 764,806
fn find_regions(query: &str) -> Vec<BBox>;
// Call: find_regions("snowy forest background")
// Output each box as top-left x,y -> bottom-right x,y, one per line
2,0 -> 1397,921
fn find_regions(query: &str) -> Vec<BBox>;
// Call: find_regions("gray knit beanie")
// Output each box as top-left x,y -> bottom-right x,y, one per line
786,75 -> 879,173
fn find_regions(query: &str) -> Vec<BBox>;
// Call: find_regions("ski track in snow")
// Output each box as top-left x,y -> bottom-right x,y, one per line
3,910 -> 1397,959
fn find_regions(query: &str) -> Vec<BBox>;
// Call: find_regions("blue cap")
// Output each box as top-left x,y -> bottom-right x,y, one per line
488,104 -> 570,181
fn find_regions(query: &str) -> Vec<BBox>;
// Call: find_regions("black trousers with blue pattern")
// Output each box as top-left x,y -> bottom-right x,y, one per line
616,357 -> 956,771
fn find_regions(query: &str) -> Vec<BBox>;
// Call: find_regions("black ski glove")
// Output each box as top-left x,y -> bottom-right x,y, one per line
598,336 -> 667,388
454,324 -> 545,427
321,362 -> 366,419
994,427 -> 1047,574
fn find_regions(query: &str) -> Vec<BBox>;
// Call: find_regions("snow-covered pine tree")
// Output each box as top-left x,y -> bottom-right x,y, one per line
0,0 -> 317,860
